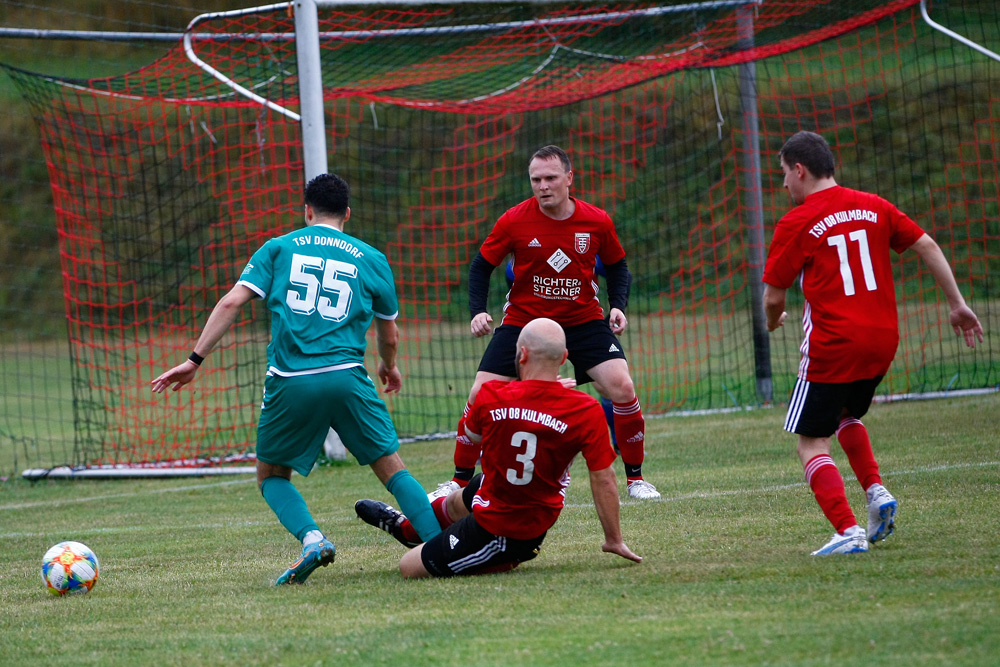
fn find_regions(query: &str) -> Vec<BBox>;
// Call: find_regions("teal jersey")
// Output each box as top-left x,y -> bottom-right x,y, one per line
237,224 -> 399,375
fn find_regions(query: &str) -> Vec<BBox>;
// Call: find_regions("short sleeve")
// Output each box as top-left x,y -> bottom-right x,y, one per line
886,203 -> 926,254
579,403 -> 617,471
478,212 -> 513,266
598,212 -> 626,265
236,240 -> 275,299
371,253 -> 400,320
763,216 -> 806,289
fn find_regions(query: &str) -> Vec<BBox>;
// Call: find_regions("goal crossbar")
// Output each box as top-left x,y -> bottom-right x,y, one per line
182,0 -> 763,122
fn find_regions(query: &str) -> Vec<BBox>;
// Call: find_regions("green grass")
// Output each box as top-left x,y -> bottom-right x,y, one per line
0,394 -> 997,666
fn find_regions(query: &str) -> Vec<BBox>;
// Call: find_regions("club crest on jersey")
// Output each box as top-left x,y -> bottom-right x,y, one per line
574,233 -> 590,254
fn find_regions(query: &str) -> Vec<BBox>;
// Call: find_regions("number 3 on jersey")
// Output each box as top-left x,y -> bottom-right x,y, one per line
286,253 -> 357,321
507,431 -> 537,486
827,229 -> 877,296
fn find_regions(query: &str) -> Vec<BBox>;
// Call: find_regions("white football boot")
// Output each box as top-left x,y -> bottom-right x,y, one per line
811,525 -> 869,556
626,479 -> 661,500
427,480 -> 461,502
866,483 -> 897,543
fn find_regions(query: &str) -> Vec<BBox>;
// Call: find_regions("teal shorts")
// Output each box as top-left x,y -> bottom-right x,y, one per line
255,365 -> 400,476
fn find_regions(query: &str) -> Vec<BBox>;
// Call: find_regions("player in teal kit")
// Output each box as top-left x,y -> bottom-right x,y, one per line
152,174 -> 441,584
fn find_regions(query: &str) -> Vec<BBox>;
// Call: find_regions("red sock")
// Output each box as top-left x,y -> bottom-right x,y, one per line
804,454 -> 858,534
452,405 -> 479,486
836,418 -> 881,491
613,398 -> 645,481
398,519 -> 419,544
398,497 -> 454,540
431,496 -> 454,529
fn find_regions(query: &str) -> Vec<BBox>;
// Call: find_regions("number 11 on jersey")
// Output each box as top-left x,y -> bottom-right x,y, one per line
827,229 -> 877,297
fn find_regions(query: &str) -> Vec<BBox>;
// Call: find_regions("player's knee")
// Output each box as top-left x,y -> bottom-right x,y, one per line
399,548 -> 428,579
604,376 -> 636,403
467,373 -> 494,403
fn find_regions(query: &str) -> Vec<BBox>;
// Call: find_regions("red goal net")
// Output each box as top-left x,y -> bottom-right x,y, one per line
3,0 -> 997,471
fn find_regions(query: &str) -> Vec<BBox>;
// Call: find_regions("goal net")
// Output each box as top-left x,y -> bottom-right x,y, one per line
2,0 -> 997,474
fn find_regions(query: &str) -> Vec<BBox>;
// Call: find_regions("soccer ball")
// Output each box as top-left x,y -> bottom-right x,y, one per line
41,541 -> 99,596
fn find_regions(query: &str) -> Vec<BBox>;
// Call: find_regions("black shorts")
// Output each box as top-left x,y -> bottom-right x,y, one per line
477,319 -> 627,385
420,513 -> 545,577
783,375 -> 884,438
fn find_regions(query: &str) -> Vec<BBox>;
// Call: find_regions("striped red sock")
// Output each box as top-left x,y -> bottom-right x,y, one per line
836,418 -> 881,491
453,404 -> 480,480
431,496 -> 454,528
804,454 -> 857,534
613,397 -> 645,478
399,496 -> 454,541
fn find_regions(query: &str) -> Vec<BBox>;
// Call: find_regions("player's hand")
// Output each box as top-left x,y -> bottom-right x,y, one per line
557,376 -> 577,389
378,362 -> 402,393
470,312 -> 493,338
151,360 -> 199,393
608,308 -> 628,334
767,311 -> 787,331
950,304 -> 984,348
602,540 -> 642,564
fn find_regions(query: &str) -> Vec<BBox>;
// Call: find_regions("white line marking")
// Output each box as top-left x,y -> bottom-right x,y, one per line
565,459 -> 999,508
0,513 -> 361,541
0,478 -> 257,512
2,461 -> 994,543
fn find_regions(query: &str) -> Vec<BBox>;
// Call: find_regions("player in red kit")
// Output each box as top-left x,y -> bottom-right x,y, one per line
429,145 -> 660,502
763,131 -> 983,555
355,318 -> 642,577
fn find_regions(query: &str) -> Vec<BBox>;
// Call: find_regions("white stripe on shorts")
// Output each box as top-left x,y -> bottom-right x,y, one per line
784,377 -> 810,433
449,536 -> 506,574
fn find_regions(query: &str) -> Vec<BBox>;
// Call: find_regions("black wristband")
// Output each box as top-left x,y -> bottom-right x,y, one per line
188,351 -> 204,366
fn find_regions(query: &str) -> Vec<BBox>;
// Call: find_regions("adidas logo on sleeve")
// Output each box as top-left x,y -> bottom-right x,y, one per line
528,238 -> 541,247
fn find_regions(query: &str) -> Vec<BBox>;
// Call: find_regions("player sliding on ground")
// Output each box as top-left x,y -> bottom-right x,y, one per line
431,145 -> 660,503
763,131 -> 984,556
356,317 -> 642,577
152,174 -> 441,584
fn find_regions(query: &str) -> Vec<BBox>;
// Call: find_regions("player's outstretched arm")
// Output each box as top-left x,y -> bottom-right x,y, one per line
375,318 -> 402,393
588,465 -> 642,564
910,234 -> 984,347
151,285 -> 256,393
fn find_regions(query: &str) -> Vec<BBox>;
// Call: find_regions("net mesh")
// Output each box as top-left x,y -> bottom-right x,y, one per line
2,0 -> 997,471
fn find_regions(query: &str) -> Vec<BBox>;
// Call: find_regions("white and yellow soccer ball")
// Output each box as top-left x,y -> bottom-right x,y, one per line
41,541 -> 99,596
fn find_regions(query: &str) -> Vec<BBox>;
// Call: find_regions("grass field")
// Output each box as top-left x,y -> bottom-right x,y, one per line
0,393 -> 997,666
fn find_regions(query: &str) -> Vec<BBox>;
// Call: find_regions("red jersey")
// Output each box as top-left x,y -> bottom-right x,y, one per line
478,197 -> 627,327
763,186 -> 925,382
464,379 -> 617,540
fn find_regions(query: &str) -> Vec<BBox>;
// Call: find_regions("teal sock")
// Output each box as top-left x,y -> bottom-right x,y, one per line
260,476 -> 319,542
385,470 -> 442,542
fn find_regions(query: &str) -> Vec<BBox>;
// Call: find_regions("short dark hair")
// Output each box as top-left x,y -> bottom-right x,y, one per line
779,131 -> 836,179
304,173 -> 350,217
530,145 -> 572,172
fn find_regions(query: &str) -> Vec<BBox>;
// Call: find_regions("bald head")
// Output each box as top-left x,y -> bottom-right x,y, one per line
515,318 -> 568,380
